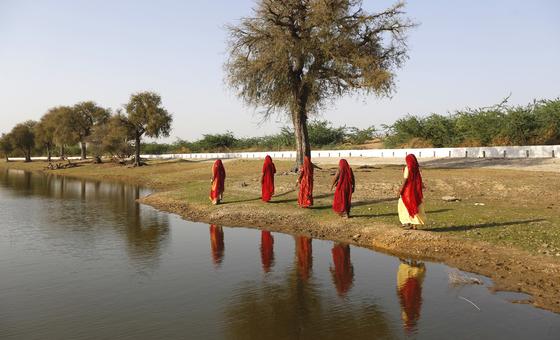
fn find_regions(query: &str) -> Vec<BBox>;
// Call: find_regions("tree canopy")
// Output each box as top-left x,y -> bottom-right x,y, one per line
226,0 -> 414,166
9,120 -> 37,162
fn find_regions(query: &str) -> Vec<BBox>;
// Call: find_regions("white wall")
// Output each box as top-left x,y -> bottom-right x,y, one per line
9,145 -> 559,162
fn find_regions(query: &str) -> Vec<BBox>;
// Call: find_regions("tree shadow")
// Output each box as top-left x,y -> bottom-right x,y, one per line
351,208 -> 452,219
424,218 -> 546,232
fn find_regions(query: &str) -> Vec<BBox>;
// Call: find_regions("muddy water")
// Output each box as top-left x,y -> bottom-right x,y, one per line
0,169 -> 559,339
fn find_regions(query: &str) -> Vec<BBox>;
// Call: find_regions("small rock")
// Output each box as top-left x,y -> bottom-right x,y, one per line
240,182 -> 248,187
442,196 -> 461,202
474,203 -> 485,206
352,234 -> 361,240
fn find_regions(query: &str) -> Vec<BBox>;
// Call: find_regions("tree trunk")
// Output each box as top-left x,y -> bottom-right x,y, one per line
292,108 -> 311,171
47,145 -> 52,162
5,155 -> 9,162
25,148 -> 32,162
60,145 -> 65,160
80,141 -> 87,160
134,131 -> 141,167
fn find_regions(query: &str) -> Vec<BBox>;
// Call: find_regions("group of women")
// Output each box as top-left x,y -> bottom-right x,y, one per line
209,153 -> 426,229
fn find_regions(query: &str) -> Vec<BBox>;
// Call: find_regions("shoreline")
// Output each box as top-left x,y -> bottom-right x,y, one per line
2,158 -> 559,314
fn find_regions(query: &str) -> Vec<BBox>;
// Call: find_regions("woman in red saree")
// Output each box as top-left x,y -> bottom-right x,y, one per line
297,156 -> 314,208
330,243 -> 354,296
210,159 -> 226,205
260,230 -> 274,273
331,159 -> 355,217
397,259 -> 426,334
261,155 -> 276,202
398,154 -> 426,229
209,224 -> 224,265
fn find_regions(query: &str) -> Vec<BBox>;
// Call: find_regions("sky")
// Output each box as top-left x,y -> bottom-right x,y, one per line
1,0 -> 559,141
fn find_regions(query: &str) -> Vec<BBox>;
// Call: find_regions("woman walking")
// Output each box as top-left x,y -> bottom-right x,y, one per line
297,156 -> 314,208
398,154 -> 426,229
261,155 -> 276,202
331,159 -> 355,218
210,159 -> 226,205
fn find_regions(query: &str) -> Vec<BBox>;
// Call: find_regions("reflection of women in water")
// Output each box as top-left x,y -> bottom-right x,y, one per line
331,159 -> 355,218
297,156 -> 314,208
260,230 -> 274,273
398,154 -> 426,229
209,224 -> 225,265
330,243 -> 354,296
261,155 -> 276,202
296,236 -> 313,282
210,159 -> 226,205
397,259 -> 426,334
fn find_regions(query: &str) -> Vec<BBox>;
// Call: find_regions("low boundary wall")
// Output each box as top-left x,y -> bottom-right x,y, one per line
8,145 -> 559,162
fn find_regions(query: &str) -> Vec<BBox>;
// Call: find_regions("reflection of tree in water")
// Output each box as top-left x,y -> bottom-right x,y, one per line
260,230 -> 274,273
210,224 -> 225,266
0,169 -> 170,268
397,259 -> 426,335
330,243 -> 354,297
224,237 -> 394,339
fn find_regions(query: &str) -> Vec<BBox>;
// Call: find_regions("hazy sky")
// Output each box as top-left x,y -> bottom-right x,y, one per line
1,0 -> 559,141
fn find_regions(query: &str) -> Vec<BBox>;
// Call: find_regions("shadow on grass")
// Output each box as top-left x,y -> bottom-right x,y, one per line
221,197 -> 262,205
309,197 -> 397,211
270,192 -> 334,204
424,218 -> 546,232
351,208 -> 453,219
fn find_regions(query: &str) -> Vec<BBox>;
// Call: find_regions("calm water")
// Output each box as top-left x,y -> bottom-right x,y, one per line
0,169 -> 559,339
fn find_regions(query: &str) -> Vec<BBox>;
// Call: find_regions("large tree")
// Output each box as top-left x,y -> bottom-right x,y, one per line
10,120 -> 37,162
70,101 -> 111,160
34,110 -> 59,162
226,0 -> 414,167
125,92 -> 173,166
89,113 -> 135,163
0,133 -> 14,162
51,106 -> 79,159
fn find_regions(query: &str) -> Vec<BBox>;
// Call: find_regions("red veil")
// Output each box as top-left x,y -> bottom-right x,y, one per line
261,155 -> 276,202
332,159 -> 353,214
401,154 -> 423,217
210,159 -> 226,202
260,231 -> 274,273
298,156 -> 314,208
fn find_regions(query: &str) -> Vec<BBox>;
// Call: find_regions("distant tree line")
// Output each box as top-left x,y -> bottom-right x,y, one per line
383,98 -> 560,148
0,91 -> 172,166
139,120 -> 379,155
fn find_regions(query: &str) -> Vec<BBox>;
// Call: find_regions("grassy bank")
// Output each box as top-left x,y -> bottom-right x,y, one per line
2,158 -> 560,312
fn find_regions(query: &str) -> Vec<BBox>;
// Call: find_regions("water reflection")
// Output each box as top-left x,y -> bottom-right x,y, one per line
210,224 -> 225,266
397,259 -> 426,334
260,230 -> 274,273
295,236 -> 312,282
0,168 -> 170,268
330,243 -> 354,297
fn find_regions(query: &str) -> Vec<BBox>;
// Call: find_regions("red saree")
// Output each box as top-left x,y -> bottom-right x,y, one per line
401,154 -> 423,217
298,156 -> 314,208
261,155 -> 276,202
210,159 -> 226,203
332,159 -> 354,215
209,224 -> 224,265
260,230 -> 274,273
330,243 -> 354,296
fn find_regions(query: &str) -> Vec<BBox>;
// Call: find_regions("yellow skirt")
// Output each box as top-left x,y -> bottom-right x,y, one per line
398,197 -> 426,225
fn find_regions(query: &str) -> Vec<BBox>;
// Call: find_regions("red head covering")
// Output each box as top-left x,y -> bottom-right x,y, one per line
330,243 -> 354,296
332,159 -> 353,215
260,230 -> 274,273
298,156 -> 314,208
261,155 -> 276,202
401,154 -> 423,217
209,224 -> 224,265
296,236 -> 313,282
210,159 -> 226,202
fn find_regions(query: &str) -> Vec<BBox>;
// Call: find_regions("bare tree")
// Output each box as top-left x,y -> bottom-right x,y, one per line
226,0 -> 415,167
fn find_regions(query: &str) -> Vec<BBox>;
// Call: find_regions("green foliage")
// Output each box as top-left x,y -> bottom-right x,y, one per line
384,98 -> 560,148
9,120 -> 37,161
0,133 -> 14,160
307,120 -> 346,146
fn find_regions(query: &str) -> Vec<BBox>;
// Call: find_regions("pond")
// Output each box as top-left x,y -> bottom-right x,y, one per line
0,169 -> 559,339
